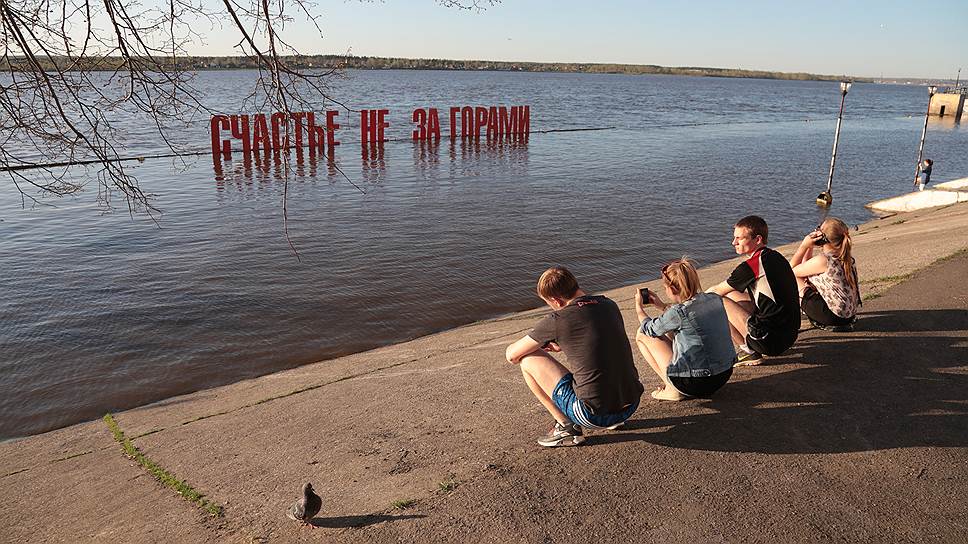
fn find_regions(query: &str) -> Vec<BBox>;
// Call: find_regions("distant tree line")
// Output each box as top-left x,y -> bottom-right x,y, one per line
0,54 -> 868,82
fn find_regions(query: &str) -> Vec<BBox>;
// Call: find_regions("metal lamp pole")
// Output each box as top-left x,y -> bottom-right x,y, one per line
914,85 -> 937,185
817,80 -> 851,206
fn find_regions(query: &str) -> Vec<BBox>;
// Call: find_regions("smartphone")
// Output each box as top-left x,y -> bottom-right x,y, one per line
639,287 -> 650,304
813,225 -> 829,246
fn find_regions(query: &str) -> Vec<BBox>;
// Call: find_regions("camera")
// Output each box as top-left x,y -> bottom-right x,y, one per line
639,287 -> 650,304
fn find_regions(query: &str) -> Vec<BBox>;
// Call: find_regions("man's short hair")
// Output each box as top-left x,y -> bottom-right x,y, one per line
735,215 -> 768,244
537,267 -> 579,300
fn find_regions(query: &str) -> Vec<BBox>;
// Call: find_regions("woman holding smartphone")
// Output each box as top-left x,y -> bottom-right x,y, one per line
635,258 -> 736,401
788,217 -> 860,330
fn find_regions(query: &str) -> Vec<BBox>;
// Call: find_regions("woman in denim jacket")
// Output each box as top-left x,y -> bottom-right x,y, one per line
635,258 -> 737,401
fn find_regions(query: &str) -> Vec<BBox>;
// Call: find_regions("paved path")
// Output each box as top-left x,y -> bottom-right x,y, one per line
3,203 -> 968,543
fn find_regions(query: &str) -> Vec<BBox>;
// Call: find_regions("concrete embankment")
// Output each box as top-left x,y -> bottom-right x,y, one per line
2,202 -> 968,543
866,176 -> 968,214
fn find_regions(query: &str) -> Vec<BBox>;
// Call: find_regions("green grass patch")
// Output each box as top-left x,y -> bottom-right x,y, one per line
934,247 -> 968,263
103,414 -> 223,517
390,498 -> 415,510
866,272 -> 915,284
865,249 -> 968,286
861,248 -> 967,299
437,479 -> 459,493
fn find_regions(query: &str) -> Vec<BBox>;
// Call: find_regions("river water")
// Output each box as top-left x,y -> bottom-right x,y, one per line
2,70 -> 966,439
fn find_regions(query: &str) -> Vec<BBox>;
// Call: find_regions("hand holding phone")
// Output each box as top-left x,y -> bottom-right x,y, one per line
638,287 -> 651,305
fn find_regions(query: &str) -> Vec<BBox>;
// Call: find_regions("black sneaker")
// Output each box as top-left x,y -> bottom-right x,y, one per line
537,421 -> 585,447
734,349 -> 763,366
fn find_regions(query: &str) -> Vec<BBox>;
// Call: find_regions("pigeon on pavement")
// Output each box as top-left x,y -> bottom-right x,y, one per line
287,482 -> 322,527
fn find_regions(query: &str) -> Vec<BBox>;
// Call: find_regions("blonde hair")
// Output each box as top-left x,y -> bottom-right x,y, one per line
820,218 -> 859,301
661,257 -> 702,301
537,266 -> 579,300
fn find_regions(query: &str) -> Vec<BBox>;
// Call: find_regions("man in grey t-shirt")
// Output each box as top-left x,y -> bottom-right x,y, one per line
506,267 -> 643,447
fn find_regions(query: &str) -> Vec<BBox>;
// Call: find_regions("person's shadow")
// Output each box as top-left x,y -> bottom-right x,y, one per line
596,309 -> 968,454
310,513 -> 426,528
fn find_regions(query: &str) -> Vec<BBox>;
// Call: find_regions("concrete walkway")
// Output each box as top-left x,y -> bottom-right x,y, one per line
2,203 -> 968,543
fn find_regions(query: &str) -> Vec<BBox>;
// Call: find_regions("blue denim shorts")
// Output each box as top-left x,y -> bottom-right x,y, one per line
551,373 -> 639,429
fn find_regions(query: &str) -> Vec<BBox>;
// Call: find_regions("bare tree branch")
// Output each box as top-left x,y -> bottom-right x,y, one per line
1,0 -> 498,217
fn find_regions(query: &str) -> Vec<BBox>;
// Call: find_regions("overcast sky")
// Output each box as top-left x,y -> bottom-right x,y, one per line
193,0 -> 966,80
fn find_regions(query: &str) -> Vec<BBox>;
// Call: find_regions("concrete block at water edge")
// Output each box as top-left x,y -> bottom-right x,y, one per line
865,179 -> 968,214
934,177 -> 968,191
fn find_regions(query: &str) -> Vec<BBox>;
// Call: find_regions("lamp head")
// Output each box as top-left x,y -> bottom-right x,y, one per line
928,85 -> 938,95
840,81 -> 852,94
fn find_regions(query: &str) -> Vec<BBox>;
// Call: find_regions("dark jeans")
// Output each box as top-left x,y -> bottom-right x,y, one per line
801,287 -> 855,327
669,367 -> 733,398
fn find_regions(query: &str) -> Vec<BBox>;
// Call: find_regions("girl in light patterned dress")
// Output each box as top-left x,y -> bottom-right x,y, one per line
788,217 -> 860,328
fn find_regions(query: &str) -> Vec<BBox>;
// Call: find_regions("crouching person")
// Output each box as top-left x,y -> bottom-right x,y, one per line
635,258 -> 735,401
708,215 -> 800,365
506,266 -> 644,447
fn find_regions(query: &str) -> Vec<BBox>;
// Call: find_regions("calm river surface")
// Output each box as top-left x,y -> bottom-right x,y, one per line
2,70 -> 966,439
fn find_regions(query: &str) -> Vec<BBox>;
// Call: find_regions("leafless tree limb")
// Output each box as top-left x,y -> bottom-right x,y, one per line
1,0 -> 497,219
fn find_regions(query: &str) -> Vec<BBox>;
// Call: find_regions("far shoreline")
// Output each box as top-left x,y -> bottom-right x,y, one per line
3,54 -> 877,83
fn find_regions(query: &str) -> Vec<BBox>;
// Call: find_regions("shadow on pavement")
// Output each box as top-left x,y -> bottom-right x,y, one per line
310,513 -> 426,528
594,308 -> 968,454
854,309 -> 968,333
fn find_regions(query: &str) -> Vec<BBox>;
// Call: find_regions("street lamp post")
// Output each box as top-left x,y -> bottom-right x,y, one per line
914,85 -> 937,187
817,80 -> 851,207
